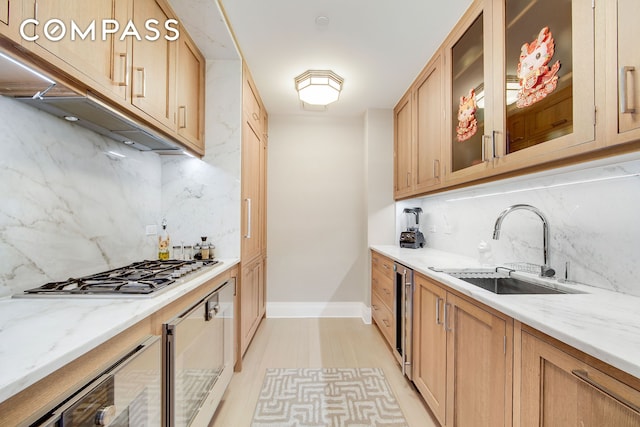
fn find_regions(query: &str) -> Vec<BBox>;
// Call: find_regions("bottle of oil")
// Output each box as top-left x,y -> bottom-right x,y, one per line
158,219 -> 170,260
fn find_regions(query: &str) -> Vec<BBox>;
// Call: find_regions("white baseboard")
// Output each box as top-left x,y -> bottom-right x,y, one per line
267,302 -> 371,324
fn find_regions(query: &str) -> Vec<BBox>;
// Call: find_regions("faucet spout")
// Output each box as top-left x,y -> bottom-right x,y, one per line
492,204 -> 554,277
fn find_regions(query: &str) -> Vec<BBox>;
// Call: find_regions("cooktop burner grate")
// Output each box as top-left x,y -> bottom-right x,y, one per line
23,259 -> 219,296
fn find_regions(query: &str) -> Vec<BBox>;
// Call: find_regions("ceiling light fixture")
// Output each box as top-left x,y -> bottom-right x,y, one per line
294,70 -> 344,107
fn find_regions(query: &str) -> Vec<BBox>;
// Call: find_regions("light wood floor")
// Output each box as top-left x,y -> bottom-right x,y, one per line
210,318 -> 439,427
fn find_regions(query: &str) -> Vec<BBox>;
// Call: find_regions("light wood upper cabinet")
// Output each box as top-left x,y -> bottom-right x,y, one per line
0,0 -> 22,43
393,92 -> 413,199
520,329 -> 640,427
440,0 -> 597,187
25,0 -> 132,101
412,271 -> 512,427
130,0 -> 175,130
176,34 -> 204,151
414,55 -> 443,194
394,55 -> 444,200
605,0 -> 640,147
0,0 -> 8,25
443,1 -> 494,185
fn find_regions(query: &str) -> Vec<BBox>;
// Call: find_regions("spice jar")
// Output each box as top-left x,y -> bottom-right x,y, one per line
183,245 -> 193,260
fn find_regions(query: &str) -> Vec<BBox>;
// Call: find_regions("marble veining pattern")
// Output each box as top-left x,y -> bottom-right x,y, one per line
0,96 -> 162,298
397,154 -> 640,296
161,60 -> 242,259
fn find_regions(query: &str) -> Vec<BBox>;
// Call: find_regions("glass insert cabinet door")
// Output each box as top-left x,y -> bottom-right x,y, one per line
504,0 -> 573,154
446,0 -> 595,182
450,12 -> 486,174
496,0 -> 595,162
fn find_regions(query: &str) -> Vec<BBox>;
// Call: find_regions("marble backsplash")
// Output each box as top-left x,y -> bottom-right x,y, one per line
0,95 -> 162,298
161,60 -> 242,259
397,153 -> 640,296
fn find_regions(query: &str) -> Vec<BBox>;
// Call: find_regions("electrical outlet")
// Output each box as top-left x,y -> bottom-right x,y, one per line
146,225 -> 157,236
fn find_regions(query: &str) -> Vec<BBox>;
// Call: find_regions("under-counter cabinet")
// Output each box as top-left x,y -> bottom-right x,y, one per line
439,0 -> 596,187
605,0 -> 640,147
370,251 -> 396,347
519,328 -> 640,427
239,256 -> 264,357
413,272 -> 513,427
394,54 -> 444,199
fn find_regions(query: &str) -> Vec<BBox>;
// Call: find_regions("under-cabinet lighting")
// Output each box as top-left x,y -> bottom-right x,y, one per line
105,150 -> 126,159
0,52 -> 55,85
445,173 -> 640,202
182,150 -> 195,158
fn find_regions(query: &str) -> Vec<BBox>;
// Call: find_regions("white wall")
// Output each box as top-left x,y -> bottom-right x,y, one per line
365,109 -> 396,247
267,115 -> 368,308
398,152 -> 640,297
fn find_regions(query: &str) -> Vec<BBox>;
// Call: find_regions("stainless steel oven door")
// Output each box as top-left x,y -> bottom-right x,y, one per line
164,278 -> 234,427
32,336 -> 162,427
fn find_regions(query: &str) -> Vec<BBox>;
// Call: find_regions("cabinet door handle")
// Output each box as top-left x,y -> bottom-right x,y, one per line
550,118 -> 568,128
481,135 -> 490,163
134,67 -> 146,98
444,303 -> 452,331
116,53 -> 128,87
620,66 -> 636,114
406,172 -> 410,187
491,130 -> 498,158
435,297 -> 443,325
382,319 -> 390,328
244,198 -> 252,239
178,106 -> 187,129
433,159 -> 440,179
252,112 -> 259,121
571,370 -> 640,414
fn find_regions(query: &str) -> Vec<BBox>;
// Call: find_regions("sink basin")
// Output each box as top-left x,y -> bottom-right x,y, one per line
429,268 -> 580,295
453,275 -> 566,294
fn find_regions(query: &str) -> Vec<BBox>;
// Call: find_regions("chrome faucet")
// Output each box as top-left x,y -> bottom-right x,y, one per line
492,204 -> 555,277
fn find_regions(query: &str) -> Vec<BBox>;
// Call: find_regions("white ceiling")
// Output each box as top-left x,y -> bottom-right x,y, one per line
173,0 -> 472,117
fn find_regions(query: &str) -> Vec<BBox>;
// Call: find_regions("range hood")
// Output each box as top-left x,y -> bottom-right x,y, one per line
0,50 -> 184,154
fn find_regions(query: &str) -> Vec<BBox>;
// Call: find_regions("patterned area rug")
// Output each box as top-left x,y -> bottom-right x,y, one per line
251,368 -> 409,427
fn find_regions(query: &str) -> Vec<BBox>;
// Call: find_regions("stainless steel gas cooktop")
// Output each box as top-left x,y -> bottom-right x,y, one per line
20,259 -> 219,297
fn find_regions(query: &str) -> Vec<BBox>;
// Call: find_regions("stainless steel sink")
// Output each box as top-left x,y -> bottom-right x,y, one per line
453,275 -> 566,294
430,268 -> 580,295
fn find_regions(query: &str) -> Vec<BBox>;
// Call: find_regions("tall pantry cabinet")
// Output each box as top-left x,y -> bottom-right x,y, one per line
239,62 -> 267,363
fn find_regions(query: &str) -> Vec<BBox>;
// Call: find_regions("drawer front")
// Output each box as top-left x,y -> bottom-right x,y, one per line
372,268 -> 394,310
371,291 -> 395,346
371,251 -> 394,281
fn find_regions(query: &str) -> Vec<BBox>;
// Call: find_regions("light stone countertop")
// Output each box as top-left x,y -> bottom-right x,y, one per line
370,245 -> 640,380
0,258 -> 239,404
